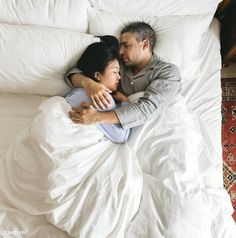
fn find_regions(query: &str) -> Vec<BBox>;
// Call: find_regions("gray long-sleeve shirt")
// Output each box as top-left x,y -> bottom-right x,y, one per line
64,54 -> 181,129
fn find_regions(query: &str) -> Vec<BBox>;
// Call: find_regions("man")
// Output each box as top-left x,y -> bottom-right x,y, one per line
65,22 -> 181,129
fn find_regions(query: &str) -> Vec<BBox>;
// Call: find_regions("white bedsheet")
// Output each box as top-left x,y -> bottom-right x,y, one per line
0,18 -> 235,238
0,93 -> 46,158
0,96 -> 142,238
1,94 -> 235,238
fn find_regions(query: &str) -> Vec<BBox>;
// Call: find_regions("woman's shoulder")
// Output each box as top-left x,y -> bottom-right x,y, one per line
65,88 -> 117,110
66,88 -> 87,97
65,88 -> 91,108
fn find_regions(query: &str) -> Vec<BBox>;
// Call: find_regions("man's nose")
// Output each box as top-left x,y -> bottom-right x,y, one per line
119,46 -> 124,55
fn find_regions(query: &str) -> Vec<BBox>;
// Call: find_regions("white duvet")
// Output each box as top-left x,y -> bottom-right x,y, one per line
0,95 -> 235,238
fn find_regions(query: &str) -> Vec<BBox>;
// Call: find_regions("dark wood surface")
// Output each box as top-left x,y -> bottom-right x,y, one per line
215,0 -> 236,66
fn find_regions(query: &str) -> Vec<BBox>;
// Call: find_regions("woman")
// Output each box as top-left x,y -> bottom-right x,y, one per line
65,35 -> 131,143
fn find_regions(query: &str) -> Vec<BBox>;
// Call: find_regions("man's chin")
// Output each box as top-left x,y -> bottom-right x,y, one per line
123,61 -> 131,66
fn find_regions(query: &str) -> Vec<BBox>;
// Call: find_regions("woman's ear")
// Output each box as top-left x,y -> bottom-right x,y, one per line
95,72 -> 101,81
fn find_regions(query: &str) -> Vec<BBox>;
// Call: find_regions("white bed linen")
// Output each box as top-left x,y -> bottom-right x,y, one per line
0,25 -> 99,96
0,96 -> 142,238
0,94 -> 235,238
0,94 -> 70,237
0,14 -> 235,238
88,8 -> 213,85
90,0 -> 221,16
183,18 -> 223,181
0,0 -> 90,32
0,93 -> 47,158
0,196 -> 68,238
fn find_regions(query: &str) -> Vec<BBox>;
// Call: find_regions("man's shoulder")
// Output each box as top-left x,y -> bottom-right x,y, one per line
151,54 -> 177,69
150,55 -> 180,74
148,55 -> 181,82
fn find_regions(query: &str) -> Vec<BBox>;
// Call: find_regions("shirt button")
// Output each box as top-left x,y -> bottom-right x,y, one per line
131,82 -> 134,85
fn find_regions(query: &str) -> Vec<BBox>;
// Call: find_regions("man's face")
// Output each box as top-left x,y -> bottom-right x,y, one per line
119,32 -> 145,67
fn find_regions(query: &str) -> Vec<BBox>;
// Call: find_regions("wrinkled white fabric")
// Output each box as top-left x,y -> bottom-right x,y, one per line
125,95 -> 236,238
0,95 -> 235,238
0,97 -> 142,238
0,24 -> 99,96
0,0 -> 90,32
90,0 -> 220,16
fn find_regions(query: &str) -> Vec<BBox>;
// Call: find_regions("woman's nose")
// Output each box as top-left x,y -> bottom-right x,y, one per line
117,73 -> 121,80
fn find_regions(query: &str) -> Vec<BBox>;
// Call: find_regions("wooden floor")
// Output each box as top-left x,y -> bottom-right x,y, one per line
221,63 -> 236,78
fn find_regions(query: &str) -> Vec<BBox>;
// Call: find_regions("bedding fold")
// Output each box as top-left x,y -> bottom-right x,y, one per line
0,95 -> 235,237
0,97 -> 143,238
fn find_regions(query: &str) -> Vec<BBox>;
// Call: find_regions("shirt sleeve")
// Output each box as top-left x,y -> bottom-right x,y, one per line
114,64 -> 181,129
96,102 -> 131,144
64,66 -> 82,88
65,89 -> 131,144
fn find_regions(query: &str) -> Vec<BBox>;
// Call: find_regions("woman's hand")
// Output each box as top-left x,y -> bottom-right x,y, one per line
112,91 -> 129,102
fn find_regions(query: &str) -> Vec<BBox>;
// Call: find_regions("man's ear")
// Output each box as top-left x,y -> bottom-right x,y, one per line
143,39 -> 149,50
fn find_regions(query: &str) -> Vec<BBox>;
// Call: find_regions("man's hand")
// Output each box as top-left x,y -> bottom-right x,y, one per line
85,80 -> 112,110
69,102 -> 98,125
68,102 -> 120,125
71,73 -> 112,110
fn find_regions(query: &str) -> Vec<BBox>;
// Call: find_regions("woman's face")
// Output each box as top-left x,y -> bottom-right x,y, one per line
97,59 -> 121,91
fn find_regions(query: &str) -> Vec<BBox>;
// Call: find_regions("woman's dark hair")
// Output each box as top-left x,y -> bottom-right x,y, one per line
77,35 -> 119,80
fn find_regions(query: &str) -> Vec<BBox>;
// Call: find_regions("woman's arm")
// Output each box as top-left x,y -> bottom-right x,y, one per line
97,122 -> 131,144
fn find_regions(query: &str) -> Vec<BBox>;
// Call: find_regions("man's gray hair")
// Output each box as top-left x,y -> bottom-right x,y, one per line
121,21 -> 156,52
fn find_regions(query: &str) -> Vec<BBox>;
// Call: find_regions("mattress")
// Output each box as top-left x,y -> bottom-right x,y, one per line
0,93 -> 47,158
0,17 -> 234,238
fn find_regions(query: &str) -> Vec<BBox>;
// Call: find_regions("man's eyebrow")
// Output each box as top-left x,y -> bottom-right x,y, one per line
120,41 -> 128,45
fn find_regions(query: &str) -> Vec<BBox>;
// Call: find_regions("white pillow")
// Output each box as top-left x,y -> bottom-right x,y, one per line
88,8 -> 213,82
0,0 -> 90,32
0,24 -> 99,96
90,0 -> 220,16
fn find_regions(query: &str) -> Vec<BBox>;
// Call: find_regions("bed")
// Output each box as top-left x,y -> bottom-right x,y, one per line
0,0 -> 235,237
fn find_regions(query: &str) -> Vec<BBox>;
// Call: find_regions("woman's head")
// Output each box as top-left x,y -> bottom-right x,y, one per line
77,35 -> 120,91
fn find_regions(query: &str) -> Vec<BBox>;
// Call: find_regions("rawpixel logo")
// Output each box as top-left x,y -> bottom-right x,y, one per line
0,229 -> 28,237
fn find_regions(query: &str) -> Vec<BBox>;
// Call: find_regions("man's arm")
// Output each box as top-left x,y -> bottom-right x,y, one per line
114,63 -> 181,129
65,67 -> 111,109
69,104 -> 120,124
71,73 -> 92,88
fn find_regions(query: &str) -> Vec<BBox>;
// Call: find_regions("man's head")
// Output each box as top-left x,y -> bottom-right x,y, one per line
119,22 -> 156,70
